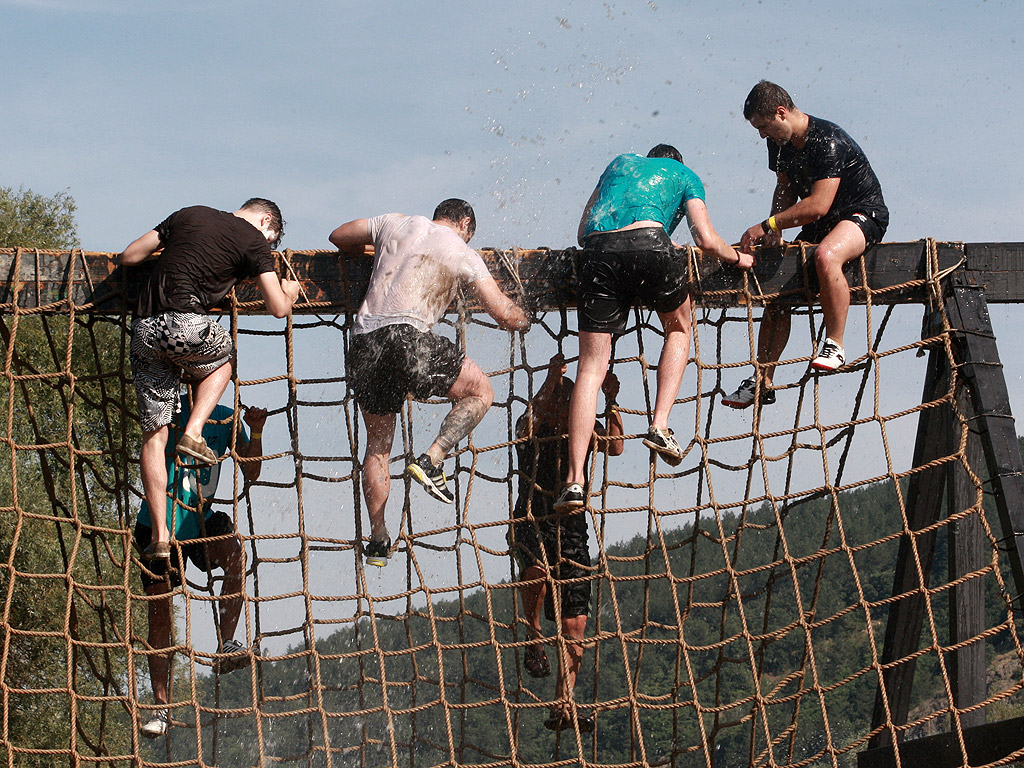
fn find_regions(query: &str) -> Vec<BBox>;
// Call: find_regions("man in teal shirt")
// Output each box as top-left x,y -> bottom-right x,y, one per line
135,393 -> 266,738
555,144 -> 753,511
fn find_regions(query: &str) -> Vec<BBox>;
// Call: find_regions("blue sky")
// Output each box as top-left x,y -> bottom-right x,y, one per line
4,0 -> 1021,251
4,0 -> 1024,654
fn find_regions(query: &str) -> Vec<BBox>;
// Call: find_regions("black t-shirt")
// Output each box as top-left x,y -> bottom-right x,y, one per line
135,206 -> 275,317
768,115 -> 888,231
514,419 -> 569,516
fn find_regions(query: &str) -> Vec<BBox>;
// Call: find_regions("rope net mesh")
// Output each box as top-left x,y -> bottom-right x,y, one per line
1,245 -> 1023,767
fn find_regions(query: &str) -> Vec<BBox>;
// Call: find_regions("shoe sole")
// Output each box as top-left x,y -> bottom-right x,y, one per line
810,361 -> 843,372
176,443 -> 217,465
553,498 -> 585,511
140,725 -> 167,739
214,656 -> 251,674
365,556 -> 388,568
643,439 -> 684,467
141,543 -> 171,561
406,464 -> 454,503
721,398 -> 755,409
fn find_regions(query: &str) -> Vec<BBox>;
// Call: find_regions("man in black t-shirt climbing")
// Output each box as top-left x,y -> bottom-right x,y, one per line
724,81 -> 889,409
509,353 -> 622,734
120,199 -> 299,560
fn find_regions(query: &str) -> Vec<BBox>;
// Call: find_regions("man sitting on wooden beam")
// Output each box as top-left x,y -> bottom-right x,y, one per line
724,80 -> 889,409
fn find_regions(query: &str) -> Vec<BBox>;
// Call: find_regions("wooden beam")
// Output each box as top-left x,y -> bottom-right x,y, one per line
858,714 -> 1024,768
868,343 -> 950,747
0,240 -> 1009,315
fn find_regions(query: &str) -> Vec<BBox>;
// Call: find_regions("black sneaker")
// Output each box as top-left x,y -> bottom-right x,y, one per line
406,454 -> 455,503
553,483 -> 585,511
722,378 -> 776,409
364,538 -> 391,568
643,426 -> 684,466
214,638 -> 259,674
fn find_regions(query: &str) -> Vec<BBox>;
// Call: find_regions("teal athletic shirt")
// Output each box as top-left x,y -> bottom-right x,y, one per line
137,397 -> 246,540
582,154 -> 706,239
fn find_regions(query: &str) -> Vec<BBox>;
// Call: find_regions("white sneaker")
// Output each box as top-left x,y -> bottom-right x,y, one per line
140,707 -> 170,739
811,338 -> 845,372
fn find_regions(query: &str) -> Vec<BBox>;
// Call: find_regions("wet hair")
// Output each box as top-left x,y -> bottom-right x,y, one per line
743,80 -> 796,120
432,198 -> 476,237
241,198 -> 285,249
556,376 -> 575,402
647,144 -> 684,164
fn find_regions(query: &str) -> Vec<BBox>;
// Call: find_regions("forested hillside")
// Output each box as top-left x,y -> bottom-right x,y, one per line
149,471 -> 1024,767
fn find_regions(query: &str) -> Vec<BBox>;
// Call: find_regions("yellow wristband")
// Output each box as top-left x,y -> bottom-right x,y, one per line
251,432 -> 263,440
767,215 -> 780,233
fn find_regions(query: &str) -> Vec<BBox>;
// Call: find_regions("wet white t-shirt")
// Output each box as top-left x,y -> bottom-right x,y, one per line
353,214 -> 491,335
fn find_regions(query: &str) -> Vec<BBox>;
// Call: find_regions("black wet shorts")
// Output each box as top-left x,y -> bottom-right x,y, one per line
134,511 -> 235,590
348,324 -> 465,415
509,498 -> 592,620
577,227 -> 689,335
797,212 -> 887,251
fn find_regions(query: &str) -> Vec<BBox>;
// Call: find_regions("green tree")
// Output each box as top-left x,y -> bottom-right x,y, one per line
0,185 -> 79,249
1,186 -> 139,765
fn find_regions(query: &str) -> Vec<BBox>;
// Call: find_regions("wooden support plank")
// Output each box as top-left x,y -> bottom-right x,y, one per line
858,715 -> 1024,768
868,340 -> 951,748
0,240 -> 988,315
947,383 -> 988,731
944,271 -> 1024,602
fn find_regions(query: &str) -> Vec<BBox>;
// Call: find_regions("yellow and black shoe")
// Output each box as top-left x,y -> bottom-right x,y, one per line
364,538 -> 392,568
406,454 -> 455,504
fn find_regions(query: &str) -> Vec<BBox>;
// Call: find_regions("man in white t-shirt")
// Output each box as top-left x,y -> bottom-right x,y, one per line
329,199 -> 529,566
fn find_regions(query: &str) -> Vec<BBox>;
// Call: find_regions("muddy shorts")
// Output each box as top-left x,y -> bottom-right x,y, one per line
348,324 -> 465,415
134,510 -> 234,590
130,313 -> 233,432
509,498 -> 592,620
578,227 -> 689,335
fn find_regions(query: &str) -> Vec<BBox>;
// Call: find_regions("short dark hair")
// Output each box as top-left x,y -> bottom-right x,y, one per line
647,144 -> 684,164
241,198 -> 285,249
743,80 -> 795,120
432,198 -> 476,237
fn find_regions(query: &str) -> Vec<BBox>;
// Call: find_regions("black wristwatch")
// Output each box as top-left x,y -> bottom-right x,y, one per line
761,219 -> 772,235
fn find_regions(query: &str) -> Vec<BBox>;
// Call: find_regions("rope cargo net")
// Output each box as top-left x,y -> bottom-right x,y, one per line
1,243 -> 1023,767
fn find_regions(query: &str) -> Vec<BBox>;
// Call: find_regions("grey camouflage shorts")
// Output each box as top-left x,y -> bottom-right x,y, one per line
130,313 -> 233,432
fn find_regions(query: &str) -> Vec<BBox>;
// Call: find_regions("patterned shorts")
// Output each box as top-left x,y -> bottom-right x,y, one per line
130,313 -> 233,432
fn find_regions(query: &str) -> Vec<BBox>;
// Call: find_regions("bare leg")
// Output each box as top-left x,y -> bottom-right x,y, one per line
814,220 -> 867,348
756,304 -> 791,388
141,426 -> 171,544
520,564 -> 547,642
206,535 -> 244,644
565,332 -> 612,486
651,298 -> 693,430
181,361 -> 233,443
424,357 -> 493,466
361,411 -> 396,542
146,582 -> 174,706
556,614 -> 588,705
